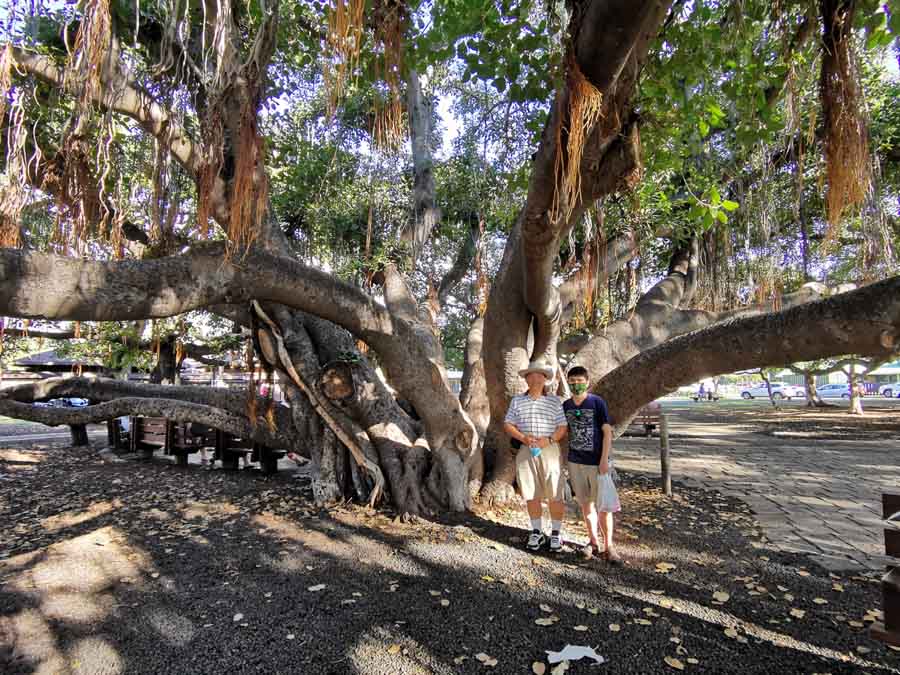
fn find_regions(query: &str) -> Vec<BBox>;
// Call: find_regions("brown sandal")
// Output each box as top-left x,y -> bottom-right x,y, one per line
602,549 -> 623,566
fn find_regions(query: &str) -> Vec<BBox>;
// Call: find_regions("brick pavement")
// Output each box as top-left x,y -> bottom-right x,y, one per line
614,417 -> 900,571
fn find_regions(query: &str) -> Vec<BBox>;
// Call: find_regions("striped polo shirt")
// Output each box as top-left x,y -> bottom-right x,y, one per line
504,393 -> 567,438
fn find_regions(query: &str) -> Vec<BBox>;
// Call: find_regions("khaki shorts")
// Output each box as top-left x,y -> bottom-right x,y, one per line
569,462 -> 600,504
516,442 -> 565,501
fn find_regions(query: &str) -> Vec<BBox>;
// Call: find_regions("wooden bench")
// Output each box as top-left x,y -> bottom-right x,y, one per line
213,429 -> 286,475
871,492 -> 900,646
626,401 -> 661,437
106,418 -> 130,452
129,417 -> 206,466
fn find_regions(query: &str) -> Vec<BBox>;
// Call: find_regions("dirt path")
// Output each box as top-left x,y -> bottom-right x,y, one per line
2,440 -> 899,674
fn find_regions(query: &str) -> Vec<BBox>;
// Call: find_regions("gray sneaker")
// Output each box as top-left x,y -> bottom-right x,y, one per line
526,532 -> 546,551
549,533 -> 563,553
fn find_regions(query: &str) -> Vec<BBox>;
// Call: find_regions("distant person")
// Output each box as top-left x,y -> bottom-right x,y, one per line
698,382 -> 706,400
504,359 -> 568,552
564,366 -> 621,564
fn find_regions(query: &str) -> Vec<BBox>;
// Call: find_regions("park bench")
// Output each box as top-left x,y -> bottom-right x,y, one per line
626,401 -> 661,437
106,418 -> 130,451
212,429 -> 286,475
871,492 -> 900,646
129,416 -> 206,466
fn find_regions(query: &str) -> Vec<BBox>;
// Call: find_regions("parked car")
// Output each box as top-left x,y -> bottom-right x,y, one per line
816,383 -> 851,399
879,383 -> 898,398
739,382 -> 804,400
34,398 -> 89,408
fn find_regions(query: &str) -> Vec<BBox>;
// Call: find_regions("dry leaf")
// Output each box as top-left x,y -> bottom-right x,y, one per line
724,627 -> 738,638
233,613 -> 244,622
635,618 -> 653,626
574,625 -> 588,632
848,620 -> 863,628
440,599 -> 450,607
664,656 -> 685,670
550,662 -> 569,675
687,658 -> 699,664
540,604 -> 553,613
790,608 -> 806,619
609,623 -> 621,632
776,585 -> 789,592
656,562 -> 677,573
475,653 -> 491,662
429,590 -> 442,596
813,598 -> 828,605
832,583 -> 844,592
535,618 -> 555,626
308,584 -> 326,592
532,663 -> 546,675
286,633 -> 295,640
856,646 -> 871,654
713,591 -> 730,603
482,575 -> 495,582
587,607 -> 599,615
797,570 -> 810,577
387,644 -> 402,655
783,593 -> 794,602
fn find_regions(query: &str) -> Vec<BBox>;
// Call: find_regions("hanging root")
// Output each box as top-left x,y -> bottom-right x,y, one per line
819,0 -> 870,230
551,56 -> 604,225
324,0 -> 366,117
371,0 -> 407,150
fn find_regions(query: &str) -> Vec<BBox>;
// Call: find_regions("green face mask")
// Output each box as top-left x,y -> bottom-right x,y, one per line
570,383 -> 589,395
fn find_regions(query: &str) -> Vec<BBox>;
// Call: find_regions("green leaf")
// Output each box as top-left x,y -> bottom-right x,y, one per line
698,118 -> 710,137
721,199 -> 740,211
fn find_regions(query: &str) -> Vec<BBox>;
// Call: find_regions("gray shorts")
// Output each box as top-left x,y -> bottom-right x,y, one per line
515,442 -> 565,501
569,462 -> 600,504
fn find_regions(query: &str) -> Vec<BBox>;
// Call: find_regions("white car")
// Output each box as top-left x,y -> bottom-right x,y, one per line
740,382 -> 804,400
816,383 -> 851,399
879,383 -> 898,398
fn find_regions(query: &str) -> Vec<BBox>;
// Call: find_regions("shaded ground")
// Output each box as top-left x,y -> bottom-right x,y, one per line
2,440 -> 899,674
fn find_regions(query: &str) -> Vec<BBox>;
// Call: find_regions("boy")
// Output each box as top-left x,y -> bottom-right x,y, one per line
563,366 -> 621,564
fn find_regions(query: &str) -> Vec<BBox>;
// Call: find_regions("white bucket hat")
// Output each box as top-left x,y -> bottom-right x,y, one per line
518,359 -> 554,379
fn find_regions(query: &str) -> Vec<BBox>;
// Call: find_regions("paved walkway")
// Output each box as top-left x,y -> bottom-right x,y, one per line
615,417 -> 900,571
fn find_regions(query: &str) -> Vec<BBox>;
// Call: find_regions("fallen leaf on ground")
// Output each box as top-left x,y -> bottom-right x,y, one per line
790,608 -> 806,619
609,623 -> 621,632
724,627 -> 739,638
832,583 -> 844,592
535,617 -> 557,626
481,575 -> 495,582
656,562 -> 677,573
687,658 -> 699,664
797,570 -> 810,577
387,644 -> 402,655
308,584 -> 326,592
286,633 -> 295,640
783,593 -> 794,602
440,599 -> 450,607
540,604 -> 553,613
429,590 -> 442,596
550,663 -> 569,675
634,618 -> 653,626
574,625 -> 588,632
532,663 -> 546,675
664,656 -> 685,670
233,613 -> 244,622
813,598 -> 828,605
848,620 -> 863,628
713,591 -> 730,603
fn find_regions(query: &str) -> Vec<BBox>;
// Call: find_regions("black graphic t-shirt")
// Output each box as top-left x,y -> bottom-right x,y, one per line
563,394 -> 611,465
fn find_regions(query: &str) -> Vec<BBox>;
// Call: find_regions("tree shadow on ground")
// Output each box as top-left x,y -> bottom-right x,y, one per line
1,444 -> 899,674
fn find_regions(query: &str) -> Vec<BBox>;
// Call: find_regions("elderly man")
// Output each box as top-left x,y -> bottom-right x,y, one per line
503,359 -> 568,552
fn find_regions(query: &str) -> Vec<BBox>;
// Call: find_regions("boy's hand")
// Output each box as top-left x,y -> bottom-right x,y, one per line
598,458 -> 609,475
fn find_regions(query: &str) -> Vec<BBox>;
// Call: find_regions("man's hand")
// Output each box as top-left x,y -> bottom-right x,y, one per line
598,458 -> 609,475
534,436 -> 550,448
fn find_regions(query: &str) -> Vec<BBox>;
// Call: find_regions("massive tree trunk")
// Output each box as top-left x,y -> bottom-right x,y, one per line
477,1 -> 670,501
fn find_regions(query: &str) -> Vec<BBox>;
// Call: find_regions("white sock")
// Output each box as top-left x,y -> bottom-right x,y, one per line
551,519 -> 562,535
530,518 -> 542,533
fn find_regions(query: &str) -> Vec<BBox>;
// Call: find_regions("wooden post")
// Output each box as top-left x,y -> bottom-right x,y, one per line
659,413 -> 672,496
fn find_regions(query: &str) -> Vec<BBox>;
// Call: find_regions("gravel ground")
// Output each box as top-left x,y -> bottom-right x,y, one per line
1,442 -> 899,674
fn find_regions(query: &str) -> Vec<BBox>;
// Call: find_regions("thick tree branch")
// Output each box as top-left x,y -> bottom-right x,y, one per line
0,376 -> 292,440
0,245 -> 476,477
0,397 -> 285,449
595,275 -> 900,427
